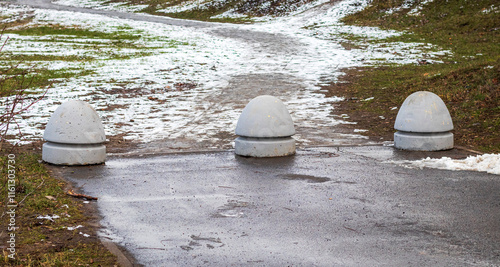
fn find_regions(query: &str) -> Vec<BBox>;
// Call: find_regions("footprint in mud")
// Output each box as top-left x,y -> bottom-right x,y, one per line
180,235 -> 224,251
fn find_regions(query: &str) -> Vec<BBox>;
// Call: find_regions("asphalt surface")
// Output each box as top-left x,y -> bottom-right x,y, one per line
59,146 -> 500,266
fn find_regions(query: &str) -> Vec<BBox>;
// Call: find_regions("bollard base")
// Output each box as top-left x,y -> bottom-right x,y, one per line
394,131 -> 453,151
235,137 -> 295,157
42,142 -> 106,165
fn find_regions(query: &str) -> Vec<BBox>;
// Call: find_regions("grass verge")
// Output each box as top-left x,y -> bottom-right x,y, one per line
0,151 -> 119,266
327,0 -> 499,153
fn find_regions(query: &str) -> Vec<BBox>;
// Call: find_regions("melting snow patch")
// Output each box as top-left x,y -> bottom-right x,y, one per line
386,154 -> 500,175
37,215 -> 61,221
482,5 -> 499,14
67,225 -> 84,231
54,0 -> 148,12
0,4 -> 34,23
408,0 -> 435,16
79,232 -> 90,237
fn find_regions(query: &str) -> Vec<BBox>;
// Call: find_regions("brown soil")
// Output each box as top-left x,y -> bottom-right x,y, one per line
323,71 -> 397,143
323,67 -> 497,154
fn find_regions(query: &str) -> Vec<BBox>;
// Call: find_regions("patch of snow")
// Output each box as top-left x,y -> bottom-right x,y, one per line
54,0 -> 148,12
211,9 -> 249,19
482,5 -> 499,14
67,225 -> 84,230
79,232 -> 90,237
387,154 -> 500,175
385,0 -> 415,15
408,0 -> 434,16
158,0 -> 205,13
0,4 -> 34,23
36,215 -> 61,221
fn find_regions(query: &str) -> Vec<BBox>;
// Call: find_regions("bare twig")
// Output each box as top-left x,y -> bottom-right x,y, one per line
66,189 -> 98,201
0,30 -> 50,150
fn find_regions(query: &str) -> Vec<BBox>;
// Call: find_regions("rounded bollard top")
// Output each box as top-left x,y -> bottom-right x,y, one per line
235,95 -> 295,138
394,91 -> 453,133
44,100 -> 106,144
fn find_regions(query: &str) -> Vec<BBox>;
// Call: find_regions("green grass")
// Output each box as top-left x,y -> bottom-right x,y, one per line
7,25 -> 143,40
336,0 -> 500,153
0,153 -> 118,266
341,0 -> 499,58
0,23 -> 185,97
0,67 -> 94,97
0,54 -> 94,62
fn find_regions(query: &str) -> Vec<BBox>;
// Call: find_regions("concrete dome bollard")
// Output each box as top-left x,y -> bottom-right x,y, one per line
394,91 -> 453,151
235,95 -> 296,157
42,100 -> 106,165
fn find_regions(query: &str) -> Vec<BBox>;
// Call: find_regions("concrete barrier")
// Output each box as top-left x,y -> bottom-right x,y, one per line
394,91 -> 453,151
235,95 -> 295,157
42,100 -> 106,165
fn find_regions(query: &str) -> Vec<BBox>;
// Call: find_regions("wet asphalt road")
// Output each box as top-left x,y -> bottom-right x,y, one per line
59,146 -> 500,266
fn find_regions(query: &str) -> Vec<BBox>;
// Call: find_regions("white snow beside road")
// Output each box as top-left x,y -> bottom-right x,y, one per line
387,154 -> 500,175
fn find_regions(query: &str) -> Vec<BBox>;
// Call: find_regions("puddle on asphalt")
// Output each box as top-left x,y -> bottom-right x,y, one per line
278,173 -> 358,184
278,174 -> 331,183
180,235 -> 224,251
212,200 -> 251,218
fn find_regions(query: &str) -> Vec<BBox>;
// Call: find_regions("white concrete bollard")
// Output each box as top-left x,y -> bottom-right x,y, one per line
235,95 -> 296,157
394,91 -> 454,151
42,100 -> 106,165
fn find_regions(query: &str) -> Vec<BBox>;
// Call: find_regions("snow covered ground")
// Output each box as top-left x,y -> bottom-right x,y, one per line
1,0 -> 498,175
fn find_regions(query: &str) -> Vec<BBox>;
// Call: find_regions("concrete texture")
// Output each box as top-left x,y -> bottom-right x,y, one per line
235,95 -> 296,157
59,146 -> 500,266
394,132 -> 454,151
234,137 -> 296,157
394,91 -> 453,133
43,100 -> 106,144
235,95 -> 295,138
394,91 -> 454,151
43,100 -> 106,165
42,143 -> 106,165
